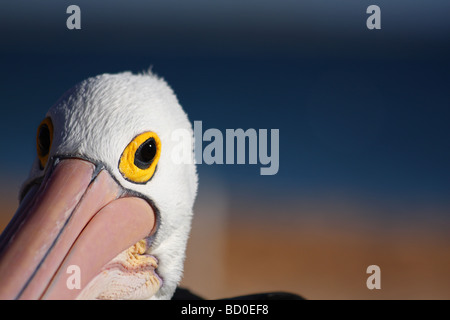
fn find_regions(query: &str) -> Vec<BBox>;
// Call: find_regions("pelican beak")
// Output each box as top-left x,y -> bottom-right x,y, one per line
0,158 -> 156,300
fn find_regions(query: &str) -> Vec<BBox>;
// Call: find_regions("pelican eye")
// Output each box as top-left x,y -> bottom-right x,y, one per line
119,132 -> 161,183
36,117 -> 53,169
134,138 -> 157,169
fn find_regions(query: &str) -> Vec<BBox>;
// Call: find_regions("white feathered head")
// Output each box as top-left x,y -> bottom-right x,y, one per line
0,72 -> 198,300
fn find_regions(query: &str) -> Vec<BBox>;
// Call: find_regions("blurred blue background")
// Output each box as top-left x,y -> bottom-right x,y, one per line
1,0 -> 449,214
0,0 -> 450,299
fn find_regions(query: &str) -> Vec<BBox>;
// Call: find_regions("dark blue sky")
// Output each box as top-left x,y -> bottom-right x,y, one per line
0,1 -> 449,212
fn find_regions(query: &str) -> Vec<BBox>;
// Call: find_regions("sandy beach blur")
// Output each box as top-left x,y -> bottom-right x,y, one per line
1,184 -> 449,300
181,192 -> 450,300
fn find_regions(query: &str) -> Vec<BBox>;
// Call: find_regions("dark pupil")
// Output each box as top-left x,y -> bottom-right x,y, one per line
38,124 -> 51,156
134,138 -> 157,169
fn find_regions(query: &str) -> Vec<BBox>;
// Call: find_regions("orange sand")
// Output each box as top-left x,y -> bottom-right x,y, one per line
1,195 -> 449,300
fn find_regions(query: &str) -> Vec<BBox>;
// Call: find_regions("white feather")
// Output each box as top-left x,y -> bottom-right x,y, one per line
22,71 -> 198,300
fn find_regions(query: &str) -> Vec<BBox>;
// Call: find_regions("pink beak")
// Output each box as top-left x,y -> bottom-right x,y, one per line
0,158 -> 156,299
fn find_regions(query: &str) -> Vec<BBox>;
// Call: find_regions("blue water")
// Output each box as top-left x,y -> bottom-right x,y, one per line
0,1 -> 449,218
1,53 -> 449,208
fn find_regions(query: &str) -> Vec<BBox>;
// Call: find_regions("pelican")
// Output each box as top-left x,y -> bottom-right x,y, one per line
0,71 -> 198,300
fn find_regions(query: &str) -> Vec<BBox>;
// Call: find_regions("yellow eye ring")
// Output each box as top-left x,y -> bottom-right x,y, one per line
36,117 -> 53,169
119,132 -> 161,184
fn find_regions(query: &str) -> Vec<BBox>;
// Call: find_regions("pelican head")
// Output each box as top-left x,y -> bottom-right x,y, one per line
0,71 -> 198,299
